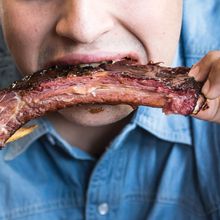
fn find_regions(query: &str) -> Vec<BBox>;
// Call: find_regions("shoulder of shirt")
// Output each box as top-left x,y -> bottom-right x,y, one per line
182,0 -> 220,65
2,118 -> 51,161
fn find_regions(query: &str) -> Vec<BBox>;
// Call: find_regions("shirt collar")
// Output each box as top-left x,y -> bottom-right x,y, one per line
3,107 -> 192,161
4,118 -> 49,161
3,117 -> 95,161
133,106 -> 192,146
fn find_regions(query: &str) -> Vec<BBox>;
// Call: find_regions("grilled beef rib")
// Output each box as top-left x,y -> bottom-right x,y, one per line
0,60 -> 206,147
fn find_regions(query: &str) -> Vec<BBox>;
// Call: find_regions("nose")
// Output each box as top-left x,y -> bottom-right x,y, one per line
56,0 -> 114,44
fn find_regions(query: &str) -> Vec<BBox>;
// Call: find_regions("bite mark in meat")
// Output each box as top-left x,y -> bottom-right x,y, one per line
0,60 -> 206,147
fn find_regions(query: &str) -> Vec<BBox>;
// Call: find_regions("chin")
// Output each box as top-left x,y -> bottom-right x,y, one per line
58,104 -> 134,126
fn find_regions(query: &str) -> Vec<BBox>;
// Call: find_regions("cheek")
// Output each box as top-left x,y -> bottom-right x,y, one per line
1,2 -> 52,73
114,0 -> 182,64
3,11 -> 34,55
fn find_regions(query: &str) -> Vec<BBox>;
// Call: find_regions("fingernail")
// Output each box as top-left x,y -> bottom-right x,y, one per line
202,79 -> 210,94
189,65 -> 199,77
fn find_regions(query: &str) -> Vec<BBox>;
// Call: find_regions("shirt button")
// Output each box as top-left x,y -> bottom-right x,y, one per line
98,203 -> 109,215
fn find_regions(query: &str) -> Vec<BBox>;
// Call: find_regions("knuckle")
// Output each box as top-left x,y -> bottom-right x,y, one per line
205,78 -> 220,99
210,98 -> 220,122
216,58 -> 220,68
208,89 -> 218,100
206,50 -> 220,61
210,58 -> 220,74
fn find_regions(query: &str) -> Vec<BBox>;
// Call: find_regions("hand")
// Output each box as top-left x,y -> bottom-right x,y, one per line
189,51 -> 220,123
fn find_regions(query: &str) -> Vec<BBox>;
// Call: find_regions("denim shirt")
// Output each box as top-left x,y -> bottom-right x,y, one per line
1,0 -> 220,219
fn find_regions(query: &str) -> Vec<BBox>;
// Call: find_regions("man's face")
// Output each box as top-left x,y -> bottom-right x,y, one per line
0,0 -> 182,126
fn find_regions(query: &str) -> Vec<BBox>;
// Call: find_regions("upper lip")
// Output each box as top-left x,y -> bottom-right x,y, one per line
44,52 -> 140,68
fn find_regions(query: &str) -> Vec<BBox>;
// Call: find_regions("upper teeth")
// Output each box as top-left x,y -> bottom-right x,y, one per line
78,61 -> 110,68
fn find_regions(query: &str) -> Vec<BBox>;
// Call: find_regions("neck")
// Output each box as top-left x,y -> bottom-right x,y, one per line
47,112 -> 133,157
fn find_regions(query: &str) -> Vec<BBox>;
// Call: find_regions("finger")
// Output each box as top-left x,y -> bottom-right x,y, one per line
202,58 -> 220,99
192,98 -> 220,123
189,51 -> 220,82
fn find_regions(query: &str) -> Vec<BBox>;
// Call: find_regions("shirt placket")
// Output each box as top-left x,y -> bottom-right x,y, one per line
85,146 -> 125,220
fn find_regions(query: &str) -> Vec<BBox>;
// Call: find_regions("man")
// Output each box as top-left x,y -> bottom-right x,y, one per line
0,0 -> 220,219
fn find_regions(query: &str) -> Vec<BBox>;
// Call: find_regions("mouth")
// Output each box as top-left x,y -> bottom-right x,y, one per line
44,53 -> 140,69
42,53 -> 140,113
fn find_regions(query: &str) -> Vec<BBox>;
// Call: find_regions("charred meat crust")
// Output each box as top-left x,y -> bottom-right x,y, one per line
0,60 -> 206,147
9,61 -> 202,93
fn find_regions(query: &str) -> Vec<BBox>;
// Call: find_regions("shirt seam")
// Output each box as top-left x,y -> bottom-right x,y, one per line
0,198 -> 84,220
1,194 -> 220,219
123,194 -> 219,217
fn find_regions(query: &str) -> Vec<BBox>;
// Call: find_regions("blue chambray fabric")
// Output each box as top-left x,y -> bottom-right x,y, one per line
1,0 -> 220,219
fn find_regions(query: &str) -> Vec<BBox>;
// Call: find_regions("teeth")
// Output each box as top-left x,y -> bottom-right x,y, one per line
78,64 -> 91,68
78,61 -> 110,68
90,62 -> 102,67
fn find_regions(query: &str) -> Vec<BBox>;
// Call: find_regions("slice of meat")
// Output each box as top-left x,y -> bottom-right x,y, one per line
0,60 -> 206,147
